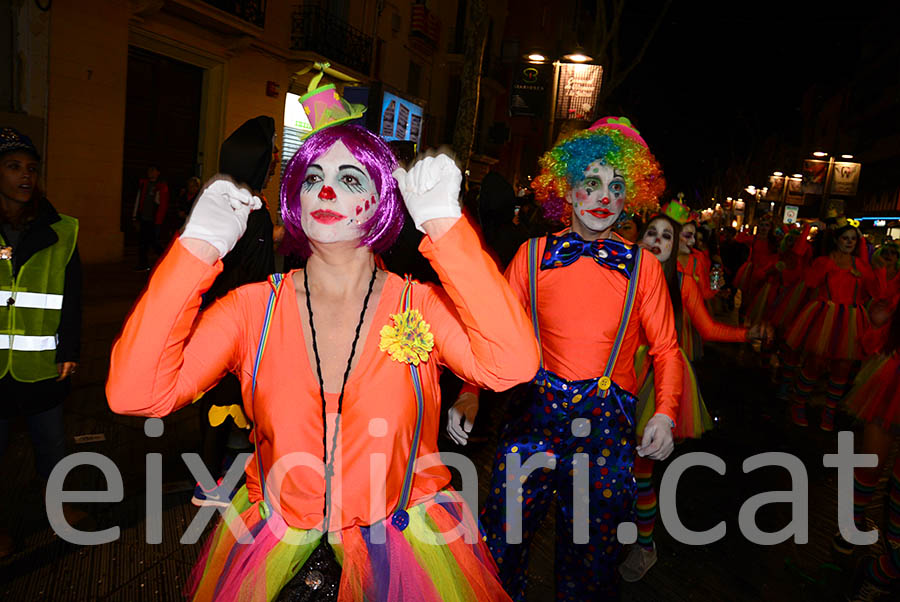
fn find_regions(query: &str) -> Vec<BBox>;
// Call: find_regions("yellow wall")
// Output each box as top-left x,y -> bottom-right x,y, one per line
46,0 -> 130,263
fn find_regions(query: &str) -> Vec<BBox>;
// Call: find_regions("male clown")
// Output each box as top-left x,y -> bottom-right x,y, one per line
448,117 -> 682,601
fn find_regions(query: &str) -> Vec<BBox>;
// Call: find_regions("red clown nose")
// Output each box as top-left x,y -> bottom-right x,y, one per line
318,186 -> 336,200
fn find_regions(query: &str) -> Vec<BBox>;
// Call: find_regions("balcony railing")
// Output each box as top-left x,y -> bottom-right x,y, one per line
291,6 -> 373,76
200,1 -> 266,29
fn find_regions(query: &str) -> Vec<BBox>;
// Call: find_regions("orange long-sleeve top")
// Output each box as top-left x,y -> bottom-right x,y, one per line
680,274 -> 747,343
502,234 -> 682,424
804,254 -> 880,306
107,218 -> 540,530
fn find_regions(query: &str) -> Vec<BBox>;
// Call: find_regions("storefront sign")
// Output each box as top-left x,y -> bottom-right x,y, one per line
786,177 -> 804,204
802,159 -> 827,195
555,63 -> 603,120
380,91 -> 424,145
830,161 -> 861,196
766,175 -> 785,201
510,62 -> 550,117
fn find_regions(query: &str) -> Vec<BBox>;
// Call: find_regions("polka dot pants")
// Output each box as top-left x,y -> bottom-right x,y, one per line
480,369 -> 637,601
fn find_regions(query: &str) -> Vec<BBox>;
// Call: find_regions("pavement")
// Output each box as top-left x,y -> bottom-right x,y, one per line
0,255 -> 897,601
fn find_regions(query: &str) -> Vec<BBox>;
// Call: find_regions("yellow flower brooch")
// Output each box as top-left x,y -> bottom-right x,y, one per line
379,309 -> 434,365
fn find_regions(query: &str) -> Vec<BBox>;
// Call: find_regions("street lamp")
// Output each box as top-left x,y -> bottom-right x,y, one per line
546,49 -> 600,147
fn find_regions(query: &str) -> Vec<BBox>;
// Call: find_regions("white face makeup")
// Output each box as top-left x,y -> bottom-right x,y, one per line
679,223 -> 696,255
641,217 -> 675,263
837,229 -> 858,255
300,140 -> 379,244
567,161 -> 626,235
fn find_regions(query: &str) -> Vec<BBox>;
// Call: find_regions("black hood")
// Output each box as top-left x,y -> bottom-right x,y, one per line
218,116 -> 276,192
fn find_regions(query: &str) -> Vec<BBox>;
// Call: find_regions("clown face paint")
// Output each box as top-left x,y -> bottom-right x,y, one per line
837,229 -> 858,255
300,140 -> 379,244
679,223 -> 697,255
641,217 -> 675,263
567,161 -> 626,236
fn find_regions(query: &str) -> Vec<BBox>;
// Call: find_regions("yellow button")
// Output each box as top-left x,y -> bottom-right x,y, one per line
598,376 -> 611,391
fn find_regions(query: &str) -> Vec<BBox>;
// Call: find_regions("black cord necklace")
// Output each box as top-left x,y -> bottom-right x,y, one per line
304,263 -> 378,531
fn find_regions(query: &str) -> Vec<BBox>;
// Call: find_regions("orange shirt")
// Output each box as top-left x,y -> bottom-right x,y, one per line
107,218 -> 540,530
503,234 -> 682,423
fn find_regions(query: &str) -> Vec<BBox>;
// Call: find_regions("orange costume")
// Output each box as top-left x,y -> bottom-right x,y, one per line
107,218 -> 540,602
502,234 -> 682,420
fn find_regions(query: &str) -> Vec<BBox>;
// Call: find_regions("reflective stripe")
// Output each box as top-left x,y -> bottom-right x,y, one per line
0,290 -> 64,310
0,334 -> 58,351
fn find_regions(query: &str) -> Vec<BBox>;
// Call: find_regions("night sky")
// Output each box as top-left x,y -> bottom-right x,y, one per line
607,1 -> 893,207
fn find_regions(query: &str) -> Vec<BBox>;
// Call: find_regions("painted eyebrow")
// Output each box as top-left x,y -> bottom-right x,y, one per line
339,165 -> 367,178
612,170 -> 624,178
307,163 -> 323,171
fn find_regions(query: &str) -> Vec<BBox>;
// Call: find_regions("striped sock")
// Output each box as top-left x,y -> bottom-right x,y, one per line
793,366 -> 817,405
866,545 -> 900,586
854,470 -> 879,528
888,456 -> 900,548
824,377 -> 849,409
634,456 -> 657,550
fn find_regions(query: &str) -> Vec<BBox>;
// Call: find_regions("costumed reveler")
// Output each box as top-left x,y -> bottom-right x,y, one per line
837,292 -> 900,599
733,212 -> 779,313
619,210 -> 772,582
1,128 -> 82,558
452,117 -> 682,601
107,81 -> 541,602
770,221 -> 815,402
783,217 -> 880,430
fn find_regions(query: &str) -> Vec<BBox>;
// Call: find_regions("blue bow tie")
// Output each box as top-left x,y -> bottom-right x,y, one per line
540,232 -> 637,279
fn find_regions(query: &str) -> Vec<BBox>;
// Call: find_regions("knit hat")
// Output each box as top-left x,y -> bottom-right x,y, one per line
0,127 -> 40,160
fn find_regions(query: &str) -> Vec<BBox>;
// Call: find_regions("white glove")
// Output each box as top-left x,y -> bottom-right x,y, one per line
181,174 -> 262,258
637,413 -> 675,460
392,154 -> 462,232
447,391 -> 479,446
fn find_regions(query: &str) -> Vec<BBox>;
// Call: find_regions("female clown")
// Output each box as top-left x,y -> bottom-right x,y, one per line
836,297 -> 900,599
784,220 -> 880,430
618,213 -> 772,582
453,117 -> 682,601
107,117 -> 540,601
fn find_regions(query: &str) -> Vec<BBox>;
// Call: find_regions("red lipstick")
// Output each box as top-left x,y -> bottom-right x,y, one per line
586,207 -> 613,219
310,209 -> 346,224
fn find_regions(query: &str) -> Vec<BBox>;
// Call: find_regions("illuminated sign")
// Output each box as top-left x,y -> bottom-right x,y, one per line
874,220 -> 887,227
380,91 -> 424,145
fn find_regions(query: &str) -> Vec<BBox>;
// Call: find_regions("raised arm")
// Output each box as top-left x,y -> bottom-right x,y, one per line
107,176 -> 262,417
419,217 -> 540,391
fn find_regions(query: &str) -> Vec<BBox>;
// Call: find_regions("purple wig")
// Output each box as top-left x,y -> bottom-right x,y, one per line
280,124 -> 404,258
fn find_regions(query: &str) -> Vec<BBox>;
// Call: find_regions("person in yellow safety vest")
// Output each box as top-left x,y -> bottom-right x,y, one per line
0,127 -> 82,559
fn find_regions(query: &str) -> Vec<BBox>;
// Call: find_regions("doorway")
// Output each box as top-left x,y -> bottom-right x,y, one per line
121,47 -> 203,249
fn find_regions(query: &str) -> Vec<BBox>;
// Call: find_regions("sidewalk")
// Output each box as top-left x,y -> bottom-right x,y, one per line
0,258 -> 895,600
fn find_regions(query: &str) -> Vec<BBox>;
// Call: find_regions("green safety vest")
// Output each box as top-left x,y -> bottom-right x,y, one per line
0,215 -> 79,382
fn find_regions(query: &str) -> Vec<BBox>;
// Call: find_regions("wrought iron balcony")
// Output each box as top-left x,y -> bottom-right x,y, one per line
199,0 -> 266,29
291,6 -> 373,76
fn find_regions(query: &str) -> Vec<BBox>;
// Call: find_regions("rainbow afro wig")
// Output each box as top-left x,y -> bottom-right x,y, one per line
532,116 -> 665,223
